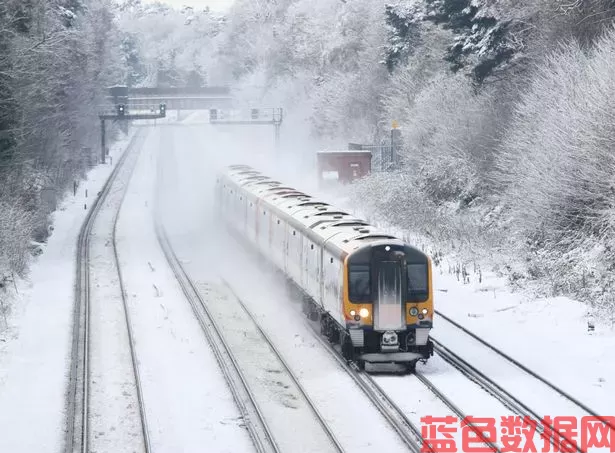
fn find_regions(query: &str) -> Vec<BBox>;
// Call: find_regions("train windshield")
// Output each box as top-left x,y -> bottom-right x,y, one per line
349,264 -> 371,302
407,263 -> 428,301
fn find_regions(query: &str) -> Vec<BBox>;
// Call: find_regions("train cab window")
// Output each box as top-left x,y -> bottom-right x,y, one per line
407,264 -> 428,302
349,264 -> 371,302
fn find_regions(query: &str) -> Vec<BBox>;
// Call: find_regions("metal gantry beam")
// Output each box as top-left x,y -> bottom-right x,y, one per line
209,108 -> 283,150
98,103 -> 166,164
106,86 -> 233,111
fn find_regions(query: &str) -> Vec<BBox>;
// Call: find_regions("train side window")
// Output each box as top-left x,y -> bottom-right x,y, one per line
277,220 -> 280,224
407,264 -> 428,302
349,264 -> 371,302
293,231 -> 296,236
263,211 -> 266,215
330,257 -> 333,263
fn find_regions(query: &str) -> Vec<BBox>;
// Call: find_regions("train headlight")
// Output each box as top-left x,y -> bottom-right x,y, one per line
359,308 -> 369,318
409,307 -> 418,316
350,310 -> 356,316
422,308 -> 428,315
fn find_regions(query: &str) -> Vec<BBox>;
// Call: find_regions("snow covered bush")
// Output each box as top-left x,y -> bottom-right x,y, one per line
0,200 -> 35,278
497,27 -> 615,309
385,71 -> 500,204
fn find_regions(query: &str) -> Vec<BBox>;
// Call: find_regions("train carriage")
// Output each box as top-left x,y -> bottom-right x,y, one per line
215,165 -> 434,371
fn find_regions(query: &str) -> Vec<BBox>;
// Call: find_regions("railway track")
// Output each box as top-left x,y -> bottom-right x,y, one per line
110,141 -> 152,453
433,310 -> 615,453
304,320 -> 425,453
414,371 -> 501,453
155,219 -> 344,453
65,129 -> 150,453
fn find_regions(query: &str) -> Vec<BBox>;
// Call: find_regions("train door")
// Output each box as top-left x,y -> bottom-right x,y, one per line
373,258 -> 404,331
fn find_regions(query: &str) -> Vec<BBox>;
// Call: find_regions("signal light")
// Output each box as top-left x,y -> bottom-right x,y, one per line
159,103 -> 166,116
117,104 -> 125,117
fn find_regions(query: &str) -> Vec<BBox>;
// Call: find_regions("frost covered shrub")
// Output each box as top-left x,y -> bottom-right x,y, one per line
350,171 -> 506,265
0,199 -> 35,278
350,170 -> 437,231
498,28 -> 615,309
387,72 -> 500,205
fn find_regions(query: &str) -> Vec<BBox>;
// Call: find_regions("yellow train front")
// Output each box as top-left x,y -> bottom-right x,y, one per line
321,237 -> 434,372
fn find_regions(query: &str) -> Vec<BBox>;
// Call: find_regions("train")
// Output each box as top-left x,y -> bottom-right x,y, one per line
215,164 -> 434,371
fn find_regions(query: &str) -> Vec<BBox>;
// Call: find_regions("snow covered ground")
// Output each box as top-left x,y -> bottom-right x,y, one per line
0,130 -> 135,452
431,270 -> 615,417
114,126 -> 254,452
87,128 -> 147,452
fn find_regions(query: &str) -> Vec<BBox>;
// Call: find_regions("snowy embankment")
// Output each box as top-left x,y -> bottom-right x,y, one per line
0,130 -> 135,452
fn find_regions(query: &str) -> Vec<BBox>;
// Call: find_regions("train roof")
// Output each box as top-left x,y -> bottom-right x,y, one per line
219,165 -> 426,258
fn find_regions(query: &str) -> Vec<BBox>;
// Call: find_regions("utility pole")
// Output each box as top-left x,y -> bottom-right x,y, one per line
391,120 -> 401,168
274,108 -> 283,152
100,118 -> 106,164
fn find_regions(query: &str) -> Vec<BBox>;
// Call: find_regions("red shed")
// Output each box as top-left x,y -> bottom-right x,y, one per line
317,149 -> 372,185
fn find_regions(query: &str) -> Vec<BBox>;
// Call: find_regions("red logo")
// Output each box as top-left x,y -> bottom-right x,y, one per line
419,415 -> 615,452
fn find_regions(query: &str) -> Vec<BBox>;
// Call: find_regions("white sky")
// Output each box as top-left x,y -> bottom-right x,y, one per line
141,0 -> 235,12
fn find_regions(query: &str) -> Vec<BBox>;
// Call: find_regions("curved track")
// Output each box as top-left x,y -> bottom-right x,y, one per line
111,146 -> 152,453
66,130 -> 150,453
433,310 -> 614,453
155,219 -> 344,453
221,279 -> 346,453
155,221 -> 278,453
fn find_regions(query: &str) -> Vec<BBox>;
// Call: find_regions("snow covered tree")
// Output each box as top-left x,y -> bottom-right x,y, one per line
423,0 -> 522,82
383,1 -> 424,72
0,0 -> 127,278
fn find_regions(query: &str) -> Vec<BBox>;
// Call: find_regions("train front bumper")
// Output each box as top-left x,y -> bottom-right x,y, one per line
358,351 -> 424,363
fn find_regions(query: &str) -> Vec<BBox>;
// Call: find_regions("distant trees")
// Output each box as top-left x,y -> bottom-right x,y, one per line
115,1 -> 223,87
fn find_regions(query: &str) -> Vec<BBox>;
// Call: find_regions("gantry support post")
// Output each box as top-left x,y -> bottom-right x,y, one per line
100,118 -> 106,164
